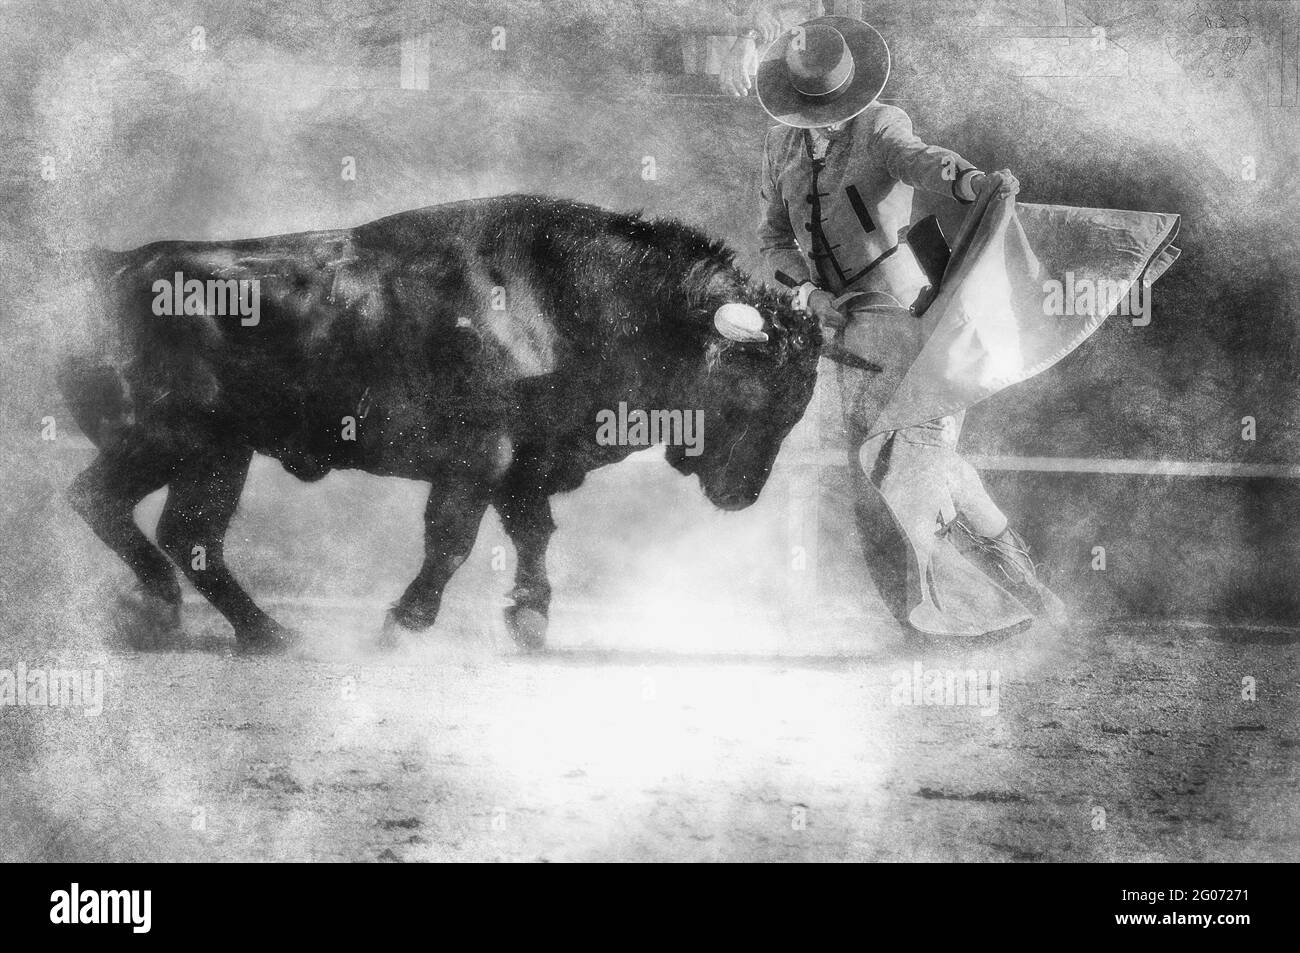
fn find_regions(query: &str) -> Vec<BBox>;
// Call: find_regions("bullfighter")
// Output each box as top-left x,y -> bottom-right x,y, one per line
720,14 -> 1063,634
714,13 -> 1180,637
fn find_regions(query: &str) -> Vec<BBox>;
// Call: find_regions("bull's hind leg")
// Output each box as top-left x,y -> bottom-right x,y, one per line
379,479 -> 491,646
156,447 -> 292,654
495,487 -> 555,652
69,443 -> 183,643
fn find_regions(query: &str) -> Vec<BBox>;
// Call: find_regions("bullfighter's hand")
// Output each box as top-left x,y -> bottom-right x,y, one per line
971,169 -> 1021,199
807,289 -> 847,331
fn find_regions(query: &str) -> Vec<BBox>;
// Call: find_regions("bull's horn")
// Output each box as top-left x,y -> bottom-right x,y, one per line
713,303 -> 768,342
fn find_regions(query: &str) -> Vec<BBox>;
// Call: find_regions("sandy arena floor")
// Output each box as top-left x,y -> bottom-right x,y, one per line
2,453 -> 1297,862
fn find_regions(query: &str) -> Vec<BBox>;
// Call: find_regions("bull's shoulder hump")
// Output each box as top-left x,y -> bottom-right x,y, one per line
350,194 -> 619,248
350,201 -> 500,249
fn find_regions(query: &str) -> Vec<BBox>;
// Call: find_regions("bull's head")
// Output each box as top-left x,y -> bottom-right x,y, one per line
664,264 -> 823,511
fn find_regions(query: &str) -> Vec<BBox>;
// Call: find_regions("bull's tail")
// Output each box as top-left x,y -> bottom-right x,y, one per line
57,355 -> 130,447
85,246 -> 127,284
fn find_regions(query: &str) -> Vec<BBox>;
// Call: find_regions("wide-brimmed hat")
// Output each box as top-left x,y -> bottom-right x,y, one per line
756,16 -> 890,128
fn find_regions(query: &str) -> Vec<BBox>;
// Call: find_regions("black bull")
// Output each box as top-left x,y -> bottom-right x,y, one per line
60,195 -> 822,652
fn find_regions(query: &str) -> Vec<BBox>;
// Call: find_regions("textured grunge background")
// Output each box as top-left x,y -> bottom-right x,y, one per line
1,0 -> 1298,861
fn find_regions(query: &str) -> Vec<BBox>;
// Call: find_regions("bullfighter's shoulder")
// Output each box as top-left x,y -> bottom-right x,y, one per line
859,103 -> 913,138
765,123 -> 801,152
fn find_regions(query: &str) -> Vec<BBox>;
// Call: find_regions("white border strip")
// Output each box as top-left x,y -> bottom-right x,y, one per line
774,448 -> 1300,477
964,455 -> 1300,479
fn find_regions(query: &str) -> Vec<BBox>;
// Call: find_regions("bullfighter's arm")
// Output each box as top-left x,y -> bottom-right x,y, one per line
758,128 -> 813,284
872,105 -> 983,204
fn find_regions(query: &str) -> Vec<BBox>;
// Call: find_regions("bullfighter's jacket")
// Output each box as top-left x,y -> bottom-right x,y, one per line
759,103 -> 978,298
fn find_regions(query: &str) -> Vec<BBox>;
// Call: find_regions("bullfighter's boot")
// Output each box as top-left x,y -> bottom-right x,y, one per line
953,521 -> 1066,625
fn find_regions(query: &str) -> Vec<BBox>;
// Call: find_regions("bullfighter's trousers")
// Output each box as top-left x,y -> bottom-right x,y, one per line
835,302 -> 1033,636
837,302 -> 1004,536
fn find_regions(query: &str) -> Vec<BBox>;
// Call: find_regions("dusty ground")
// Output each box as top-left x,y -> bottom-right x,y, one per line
3,611 -> 1298,862
2,452 -> 1298,863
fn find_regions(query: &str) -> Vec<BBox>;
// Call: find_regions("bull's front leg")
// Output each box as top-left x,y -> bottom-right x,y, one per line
495,487 -> 555,652
379,479 -> 491,646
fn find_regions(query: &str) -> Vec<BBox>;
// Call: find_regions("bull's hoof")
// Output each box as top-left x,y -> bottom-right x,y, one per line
504,605 -> 548,653
110,589 -> 184,651
371,607 -> 428,651
234,619 -> 298,656
374,608 -> 405,650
